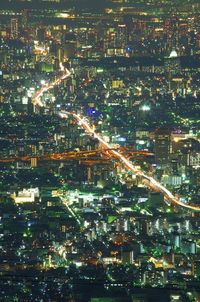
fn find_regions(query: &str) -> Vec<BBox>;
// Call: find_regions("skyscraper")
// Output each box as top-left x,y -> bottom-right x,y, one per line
10,18 -> 19,39
155,129 -> 172,168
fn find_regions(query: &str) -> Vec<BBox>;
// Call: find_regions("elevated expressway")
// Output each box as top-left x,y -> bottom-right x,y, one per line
0,149 -> 153,164
32,65 -> 200,212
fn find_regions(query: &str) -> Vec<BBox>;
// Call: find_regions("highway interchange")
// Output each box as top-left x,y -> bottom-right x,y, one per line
33,65 -> 200,212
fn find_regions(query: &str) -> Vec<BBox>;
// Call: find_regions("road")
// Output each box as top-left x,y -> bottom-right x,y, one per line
33,64 -> 200,212
0,149 -> 153,163
33,63 -> 71,107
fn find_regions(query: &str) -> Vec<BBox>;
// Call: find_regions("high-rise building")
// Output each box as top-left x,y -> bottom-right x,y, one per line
10,18 -> 19,39
155,129 -> 172,168
21,9 -> 28,29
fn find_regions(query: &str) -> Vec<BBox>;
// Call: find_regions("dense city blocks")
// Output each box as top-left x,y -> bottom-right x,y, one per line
0,1 -> 200,301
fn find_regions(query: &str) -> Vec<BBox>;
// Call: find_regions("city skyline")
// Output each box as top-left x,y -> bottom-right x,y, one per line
0,0 -> 200,301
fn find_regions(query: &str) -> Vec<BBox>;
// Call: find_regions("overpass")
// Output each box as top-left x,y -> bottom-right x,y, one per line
0,149 -> 153,163
32,63 -> 200,212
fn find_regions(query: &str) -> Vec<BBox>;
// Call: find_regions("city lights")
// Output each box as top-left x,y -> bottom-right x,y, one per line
0,0 -> 200,301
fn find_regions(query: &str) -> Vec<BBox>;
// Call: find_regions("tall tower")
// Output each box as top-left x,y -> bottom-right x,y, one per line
21,9 -> 28,29
10,18 -> 19,39
155,129 -> 172,168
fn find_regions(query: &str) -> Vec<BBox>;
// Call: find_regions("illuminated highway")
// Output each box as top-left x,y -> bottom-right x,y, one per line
0,149 -> 152,163
33,63 -> 71,107
61,111 -> 200,212
33,64 -> 200,212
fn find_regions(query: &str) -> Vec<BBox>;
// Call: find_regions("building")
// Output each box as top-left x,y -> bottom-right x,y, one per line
155,129 -> 172,168
10,18 -> 19,39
